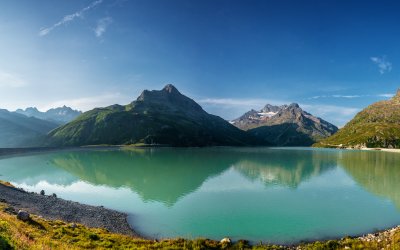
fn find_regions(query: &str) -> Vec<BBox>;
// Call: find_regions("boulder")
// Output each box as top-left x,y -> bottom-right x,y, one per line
17,210 -> 30,221
220,238 -> 231,244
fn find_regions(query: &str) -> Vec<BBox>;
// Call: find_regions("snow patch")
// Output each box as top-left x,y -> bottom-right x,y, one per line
258,112 -> 277,118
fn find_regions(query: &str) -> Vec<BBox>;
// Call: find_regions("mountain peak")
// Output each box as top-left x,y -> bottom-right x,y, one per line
138,84 -> 181,102
261,104 -> 281,113
162,84 -> 180,94
26,107 -> 39,112
288,103 -> 300,108
231,102 -> 338,146
15,106 -> 81,124
395,89 -> 400,98
46,85 -> 257,147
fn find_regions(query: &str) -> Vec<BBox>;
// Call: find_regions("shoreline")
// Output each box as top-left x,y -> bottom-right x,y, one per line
359,147 -> 400,153
0,181 -> 399,249
313,143 -> 400,153
0,182 -> 138,237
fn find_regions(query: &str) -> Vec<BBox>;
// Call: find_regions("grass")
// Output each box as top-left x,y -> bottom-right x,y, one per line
315,97 -> 400,149
0,201 -> 399,249
0,181 -> 14,188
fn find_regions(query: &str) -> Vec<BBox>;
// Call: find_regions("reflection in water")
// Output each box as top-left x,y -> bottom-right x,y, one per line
0,148 -> 400,243
340,150 -> 400,209
1,148 -> 399,210
234,149 -> 338,188
48,148 -> 340,205
0,153 -> 77,186
51,148 -> 235,206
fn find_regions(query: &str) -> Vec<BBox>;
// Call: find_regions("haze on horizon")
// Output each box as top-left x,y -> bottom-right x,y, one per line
0,0 -> 399,127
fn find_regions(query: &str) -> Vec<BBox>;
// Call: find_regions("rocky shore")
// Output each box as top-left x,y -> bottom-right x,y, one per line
0,183 -> 138,237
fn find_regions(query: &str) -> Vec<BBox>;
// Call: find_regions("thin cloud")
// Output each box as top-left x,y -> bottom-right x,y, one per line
299,104 -> 360,127
0,71 -> 26,88
301,104 -> 359,117
370,56 -> 392,74
332,95 -> 361,98
309,93 -> 395,99
378,93 -> 395,98
39,0 -> 103,36
95,17 -> 113,37
197,98 -> 286,108
309,95 -> 361,99
42,92 -> 132,112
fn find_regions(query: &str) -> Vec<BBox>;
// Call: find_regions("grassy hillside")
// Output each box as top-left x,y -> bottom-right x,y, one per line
314,90 -> 400,148
46,85 -> 262,147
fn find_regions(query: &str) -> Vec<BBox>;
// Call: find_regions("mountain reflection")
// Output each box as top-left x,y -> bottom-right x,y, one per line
340,150 -> 400,209
2,148 -> 400,208
47,148 -> 339,205
234,149 -> 338,188
51,148 -> 235,206
0,153 -> 77,186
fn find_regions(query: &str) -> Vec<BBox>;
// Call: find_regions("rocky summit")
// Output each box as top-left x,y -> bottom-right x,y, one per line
16,106 -> 82,125
231,103 -> 338,146
45,84 -> 262,147
315,89 -> 400,149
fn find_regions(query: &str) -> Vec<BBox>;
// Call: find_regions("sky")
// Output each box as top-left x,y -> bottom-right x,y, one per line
0,0 -> 399,127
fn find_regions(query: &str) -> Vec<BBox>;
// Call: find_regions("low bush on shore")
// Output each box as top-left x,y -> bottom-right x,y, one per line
0,202 -> 399,249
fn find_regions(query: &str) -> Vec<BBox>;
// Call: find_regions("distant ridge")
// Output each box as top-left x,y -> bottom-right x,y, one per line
45,84 -> 264,147
0,109 -> 58,148
16,106 -> 81,124
231,103 -> 338,146
315,89 -> 400,148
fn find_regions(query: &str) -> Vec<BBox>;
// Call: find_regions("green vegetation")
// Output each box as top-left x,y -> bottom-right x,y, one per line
0,181 -> 14,188
0,201 -> 399,249
46,85 -> 260,147
314,90 -> 400,148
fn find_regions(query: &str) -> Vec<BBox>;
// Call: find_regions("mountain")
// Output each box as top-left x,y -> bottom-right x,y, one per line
16,106 -> 81,125
0,109 -> 59,148
314,90 -> 400,148
45,84 -> 262,147
231,103 -> 338,146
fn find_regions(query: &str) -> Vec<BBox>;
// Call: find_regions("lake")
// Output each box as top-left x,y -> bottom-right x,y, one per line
0,147 -> 399,244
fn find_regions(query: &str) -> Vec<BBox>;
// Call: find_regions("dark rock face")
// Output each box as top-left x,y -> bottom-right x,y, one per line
46,85 -> 263,147
231,103 -> 338,146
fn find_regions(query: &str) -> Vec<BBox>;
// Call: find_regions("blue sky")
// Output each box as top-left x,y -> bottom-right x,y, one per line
0,0 -> 399,126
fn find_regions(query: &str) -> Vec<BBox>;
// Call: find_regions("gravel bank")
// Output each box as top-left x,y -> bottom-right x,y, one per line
0,183 -> 138,236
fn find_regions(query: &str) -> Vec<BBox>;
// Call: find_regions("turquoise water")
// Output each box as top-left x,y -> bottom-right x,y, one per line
0,147 -> 399,243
